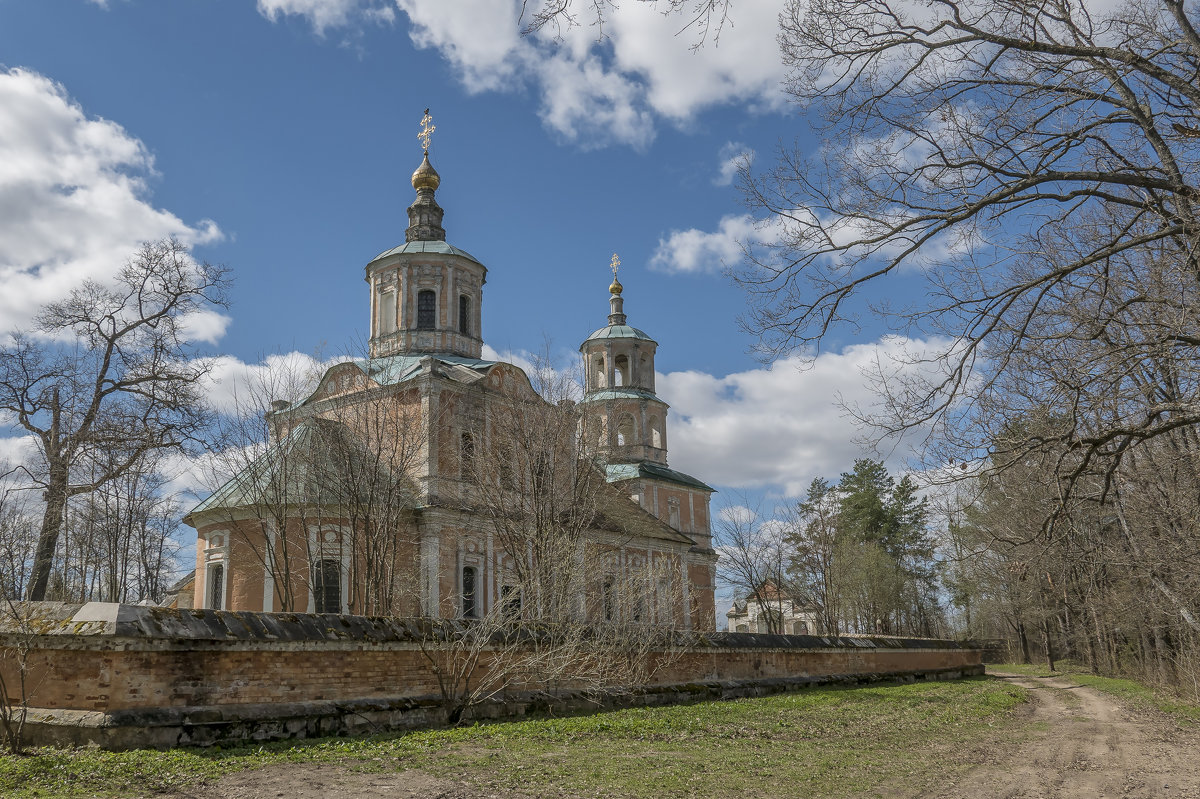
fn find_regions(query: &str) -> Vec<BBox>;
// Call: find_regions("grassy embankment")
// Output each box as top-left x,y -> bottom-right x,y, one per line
989,662 -> 1200,723
0,677 -> 1026,799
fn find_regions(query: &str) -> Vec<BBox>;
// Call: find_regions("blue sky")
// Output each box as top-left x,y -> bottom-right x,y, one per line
0,0 -> 929,515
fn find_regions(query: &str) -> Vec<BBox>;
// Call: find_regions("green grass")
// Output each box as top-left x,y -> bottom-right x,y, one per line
0,677 -> 1028,799
990,663 -> 1200,723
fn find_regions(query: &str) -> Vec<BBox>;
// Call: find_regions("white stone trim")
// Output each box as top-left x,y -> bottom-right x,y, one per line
305,525 -> 351,614
202,530 -> 230,610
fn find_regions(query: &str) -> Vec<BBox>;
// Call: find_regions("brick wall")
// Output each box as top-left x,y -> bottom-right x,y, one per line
0,602 -> 982,748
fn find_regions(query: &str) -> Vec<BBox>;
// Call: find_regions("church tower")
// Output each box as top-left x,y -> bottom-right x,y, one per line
365,111 -> 487,359
579,257 -> 669,465
580,258 -> 714,542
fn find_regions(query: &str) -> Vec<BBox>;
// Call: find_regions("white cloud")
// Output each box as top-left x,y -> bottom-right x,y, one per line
0,435 -> 39,471
661,337 -> 948,497
714,141 -> 754,186
397,0 -> 529,92
649,201 -> 978,276
257,0 -> 395,34
534,52 -> 656,150
179,308 -> 234,347
0,68 -> 222,336
649,213 -> 779,274
201,351 -> 328,416
603,2 -> 787,121
266,0 -> 789,148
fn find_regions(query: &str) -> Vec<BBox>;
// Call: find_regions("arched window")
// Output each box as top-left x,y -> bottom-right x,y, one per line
417,289 -> 436,330
735,623 -> 749,633
614,354 -> 628,387
459,294 -> 470,335
594,355 -> 606,389
794,621 -> 809,635
616,415 -> 634,447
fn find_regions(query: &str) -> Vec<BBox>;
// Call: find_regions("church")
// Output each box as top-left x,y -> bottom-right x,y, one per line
184,121 -> 718,630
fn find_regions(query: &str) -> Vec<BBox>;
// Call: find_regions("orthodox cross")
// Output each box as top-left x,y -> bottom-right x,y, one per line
418,108 -> 436,153
610,252 -> 621,278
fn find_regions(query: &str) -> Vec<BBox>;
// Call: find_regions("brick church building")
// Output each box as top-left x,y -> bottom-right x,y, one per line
184,137 -> 718,630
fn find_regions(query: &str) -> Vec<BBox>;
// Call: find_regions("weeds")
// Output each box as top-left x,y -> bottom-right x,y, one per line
0,677 -> 1026,799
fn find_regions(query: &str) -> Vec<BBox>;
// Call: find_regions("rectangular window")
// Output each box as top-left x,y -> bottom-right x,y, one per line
207,564 -> 224,610
417,289 -> 436,330
460,431 -> 475,479
459,294 -> 470,336
379,290 -> 396,334
462,566 -> 478,618
313,559 -> 341,613
501,585 -> 521,620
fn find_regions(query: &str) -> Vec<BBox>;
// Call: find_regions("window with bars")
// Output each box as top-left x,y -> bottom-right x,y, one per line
207,564 -> 224,610
312,559 -> 341,613
462,566 -> 479,618
460,431 -> 475,478
417,289 -> 436,330
459,295 -> 470,336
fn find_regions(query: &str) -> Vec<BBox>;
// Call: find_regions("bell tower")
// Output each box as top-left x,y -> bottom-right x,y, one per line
579,255 -> 669,466
365,110 -> 487,360
579,255 -> 714,544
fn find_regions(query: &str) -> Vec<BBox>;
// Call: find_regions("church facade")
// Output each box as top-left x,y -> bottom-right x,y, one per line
185,141 -> 718,630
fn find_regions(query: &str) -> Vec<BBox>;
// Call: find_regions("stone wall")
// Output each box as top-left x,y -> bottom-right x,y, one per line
0,602 -> 982,749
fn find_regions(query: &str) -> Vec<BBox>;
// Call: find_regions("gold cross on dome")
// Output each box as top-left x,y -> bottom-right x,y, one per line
417,108 -> 436,152
610,253 -> 621,277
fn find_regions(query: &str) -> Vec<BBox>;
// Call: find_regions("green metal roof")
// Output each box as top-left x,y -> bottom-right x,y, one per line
354,353 -> 496,386
284,353 -> 496,411
605,462 -> 714,492
187,417 -> 416,521
369,240 -> 483,266
580,387 -> 667,405
581,324 -> 657,346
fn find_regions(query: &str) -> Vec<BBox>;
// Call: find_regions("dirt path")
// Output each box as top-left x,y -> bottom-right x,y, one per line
916,673 -> 1200,799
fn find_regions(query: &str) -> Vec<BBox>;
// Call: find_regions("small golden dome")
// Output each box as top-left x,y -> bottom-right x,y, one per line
609,277 -> 623,295
411,152 -> 440,192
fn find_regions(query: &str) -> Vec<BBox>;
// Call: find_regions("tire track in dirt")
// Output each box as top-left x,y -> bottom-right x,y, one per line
920,674 -> 1200,799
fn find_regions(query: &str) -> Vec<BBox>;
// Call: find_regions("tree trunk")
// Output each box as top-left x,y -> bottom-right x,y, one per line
27,466 -> 68,601
1041,613 -> 1056,673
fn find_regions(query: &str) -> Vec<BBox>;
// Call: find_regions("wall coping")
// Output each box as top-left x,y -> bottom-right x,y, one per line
0,602 -> 974,652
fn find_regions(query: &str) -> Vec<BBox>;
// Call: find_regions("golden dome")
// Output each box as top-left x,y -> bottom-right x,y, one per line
609,277 -> 623,295
411,152 -> 440,192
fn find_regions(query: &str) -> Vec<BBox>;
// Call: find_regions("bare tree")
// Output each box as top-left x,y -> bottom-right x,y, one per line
198,354 -> 340,613
0,239 -> 229,600
420,352 -> 689,722
519,0 -> 733,45
0,599 -> 43,754
734,0 -> 1200,490
0,468 -> 36,601
715,499 -> 793,634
